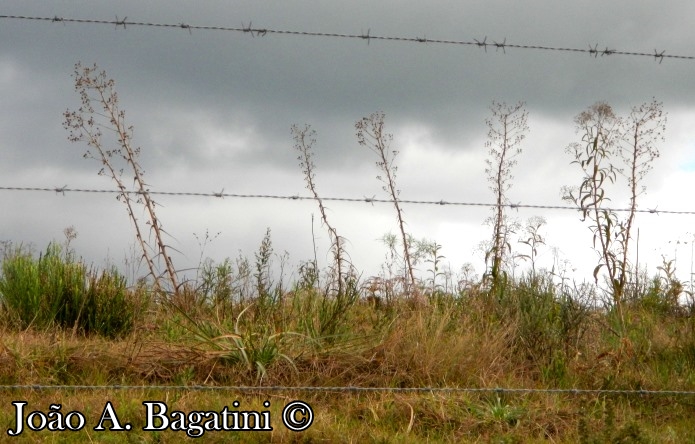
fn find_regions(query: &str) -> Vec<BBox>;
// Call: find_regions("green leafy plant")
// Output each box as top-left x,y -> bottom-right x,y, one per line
414,239 -> 446,295
516,216 -> 547,280
197,257 -> 234,316
563,100 -> 666,334
638,255 -> 683,314
254,228 -> 275,306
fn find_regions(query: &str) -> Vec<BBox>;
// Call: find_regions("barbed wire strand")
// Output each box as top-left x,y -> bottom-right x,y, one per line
1,384 -> 694,396
0,186 -> 692,215
0,15 -> 691,62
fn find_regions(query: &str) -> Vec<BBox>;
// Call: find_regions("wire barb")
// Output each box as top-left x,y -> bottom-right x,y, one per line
654,49 -> 665,63
360,28 -> 371,45
493,38 -> 506,53
242,21 -> 254,37
589,43 -> 599,58
179,22 -> 192,34
475,36 -> 488,52
601,47 -> 615,56
114,15 -> 127,30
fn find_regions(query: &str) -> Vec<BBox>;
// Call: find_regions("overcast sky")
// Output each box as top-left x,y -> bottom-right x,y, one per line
2,1 -> 695,291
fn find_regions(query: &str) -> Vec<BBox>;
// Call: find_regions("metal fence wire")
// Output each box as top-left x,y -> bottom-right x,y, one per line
1,385 -> 695,396
1,186 -> 694,215
0,14 -> 690,63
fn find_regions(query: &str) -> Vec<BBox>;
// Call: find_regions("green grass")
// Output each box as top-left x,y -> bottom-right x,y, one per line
0,243 -> 693,442
0,243 -> 142,338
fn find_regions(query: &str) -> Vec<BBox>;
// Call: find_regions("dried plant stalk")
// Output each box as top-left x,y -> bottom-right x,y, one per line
63,62 -> 179,294
356,112 -> 418,301
484,101 -> 528,287
292,124 -> 351,295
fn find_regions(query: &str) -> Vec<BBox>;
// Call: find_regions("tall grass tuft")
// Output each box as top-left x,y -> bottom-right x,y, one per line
0,243 -> 141,338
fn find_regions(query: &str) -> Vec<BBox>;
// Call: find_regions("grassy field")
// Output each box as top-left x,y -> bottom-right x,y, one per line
0,241 -> 694,443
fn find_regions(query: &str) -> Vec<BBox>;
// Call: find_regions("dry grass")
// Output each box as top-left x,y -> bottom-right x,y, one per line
0,279 -> 693,442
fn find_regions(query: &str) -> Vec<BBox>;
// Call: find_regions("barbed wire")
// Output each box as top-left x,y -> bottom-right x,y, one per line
0,14 -> 691,63
0,185 -> 693,215
1,384 -> 694,396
